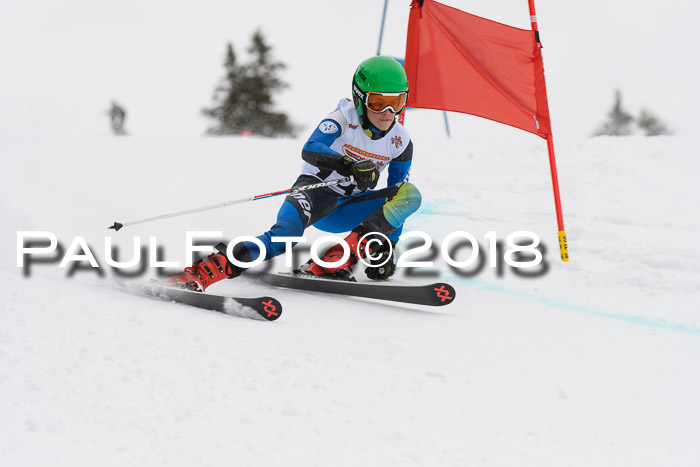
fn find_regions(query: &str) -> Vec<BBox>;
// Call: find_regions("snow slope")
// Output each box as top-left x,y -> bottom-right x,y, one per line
2,132 -> 699,466
2,0 -> 699,141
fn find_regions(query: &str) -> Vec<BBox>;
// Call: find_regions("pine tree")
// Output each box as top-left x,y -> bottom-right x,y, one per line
593,90 -> 634,136
201,43 -> 244,135
202,30 -> 297,137
637,108 -> 671,136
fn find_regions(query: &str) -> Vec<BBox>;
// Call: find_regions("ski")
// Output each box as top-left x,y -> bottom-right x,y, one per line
125,282 -> 282,321
257,273 -> 456,307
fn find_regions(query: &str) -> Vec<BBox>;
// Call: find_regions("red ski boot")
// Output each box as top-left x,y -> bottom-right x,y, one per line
167,251 -> 240,292
298,230 -> 373,281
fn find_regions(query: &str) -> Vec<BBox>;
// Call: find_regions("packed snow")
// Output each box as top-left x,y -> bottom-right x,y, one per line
2,130 -> 699,466
2,0 -> 700,464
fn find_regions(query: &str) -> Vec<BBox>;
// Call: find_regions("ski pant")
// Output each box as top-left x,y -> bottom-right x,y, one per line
242,174 -> 422,262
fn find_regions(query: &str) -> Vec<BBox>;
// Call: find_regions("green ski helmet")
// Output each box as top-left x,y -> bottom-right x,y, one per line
352,56 -> 409,117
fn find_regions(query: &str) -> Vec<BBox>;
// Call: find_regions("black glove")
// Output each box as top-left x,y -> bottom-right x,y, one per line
343,157 -> 379,192
365,240 -> 396,281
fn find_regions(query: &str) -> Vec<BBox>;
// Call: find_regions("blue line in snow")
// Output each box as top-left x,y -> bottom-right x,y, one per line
410,203 -> 700,336
454,276 -> 700,337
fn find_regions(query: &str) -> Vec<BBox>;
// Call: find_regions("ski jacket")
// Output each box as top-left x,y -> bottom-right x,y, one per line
301,98 -> 413,196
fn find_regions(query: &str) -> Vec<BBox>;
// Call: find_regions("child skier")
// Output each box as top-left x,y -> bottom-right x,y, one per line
168,55 -> 422,292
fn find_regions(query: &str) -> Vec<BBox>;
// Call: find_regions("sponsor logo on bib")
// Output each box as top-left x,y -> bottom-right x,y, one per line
342,144 -> 390,167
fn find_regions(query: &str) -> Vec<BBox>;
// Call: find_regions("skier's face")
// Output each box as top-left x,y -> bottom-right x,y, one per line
367,108 -> 395,131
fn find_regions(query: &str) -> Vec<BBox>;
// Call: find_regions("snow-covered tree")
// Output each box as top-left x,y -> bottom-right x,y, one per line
594,90 -> 634,136
637,108 -> 672,136
202,30 -> 297,137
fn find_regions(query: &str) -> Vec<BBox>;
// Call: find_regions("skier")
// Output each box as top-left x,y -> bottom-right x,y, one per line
109,101 -> 127,135
168,56 -> 421,292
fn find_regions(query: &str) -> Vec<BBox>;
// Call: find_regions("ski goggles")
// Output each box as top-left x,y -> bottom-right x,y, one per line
365,91 -> 408,114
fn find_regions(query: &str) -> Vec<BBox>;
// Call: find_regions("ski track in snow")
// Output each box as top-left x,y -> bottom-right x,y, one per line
2,135 -> 700,466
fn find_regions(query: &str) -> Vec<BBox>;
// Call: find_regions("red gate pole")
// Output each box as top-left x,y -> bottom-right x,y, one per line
528,0 -> 569,261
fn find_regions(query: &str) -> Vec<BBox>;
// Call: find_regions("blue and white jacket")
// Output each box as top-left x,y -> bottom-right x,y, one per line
301,98 -> 413,196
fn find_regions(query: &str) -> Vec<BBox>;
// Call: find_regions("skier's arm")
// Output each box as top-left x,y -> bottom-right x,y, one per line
386,140 -> 413,186
301,110 -> 350,173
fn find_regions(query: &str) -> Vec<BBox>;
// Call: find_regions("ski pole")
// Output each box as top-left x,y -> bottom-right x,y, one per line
108,176 -> 354,231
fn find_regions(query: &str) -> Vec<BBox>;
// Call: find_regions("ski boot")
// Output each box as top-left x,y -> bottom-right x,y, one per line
297,229 -> 374,281
167,243 -> 243,292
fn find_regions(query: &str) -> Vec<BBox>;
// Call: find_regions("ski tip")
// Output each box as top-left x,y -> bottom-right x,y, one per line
431,283 -> 456,306
257,296 -> 282,321
108,222 -> 124,231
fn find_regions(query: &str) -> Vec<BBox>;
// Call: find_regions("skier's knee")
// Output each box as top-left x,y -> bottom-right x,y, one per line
398,182 -> 422,214
381,182 -> 421,228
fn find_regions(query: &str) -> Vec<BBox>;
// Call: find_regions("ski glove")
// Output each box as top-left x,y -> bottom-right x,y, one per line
365,240 -> 397,281
343,157 -> 379,192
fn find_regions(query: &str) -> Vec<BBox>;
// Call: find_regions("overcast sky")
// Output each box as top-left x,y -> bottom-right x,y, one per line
1,0 -> 698,140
